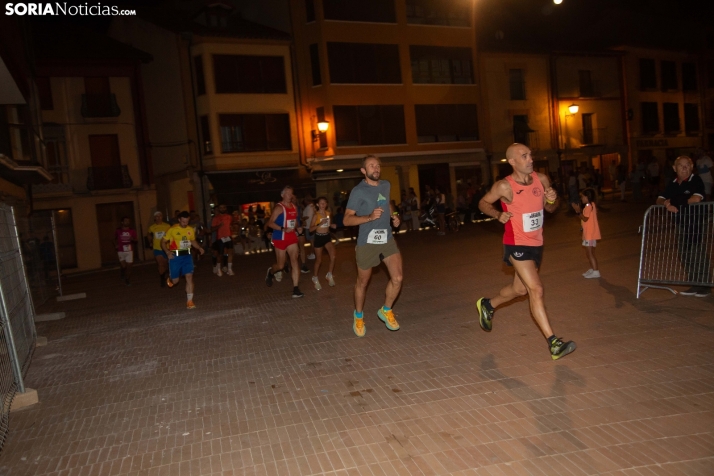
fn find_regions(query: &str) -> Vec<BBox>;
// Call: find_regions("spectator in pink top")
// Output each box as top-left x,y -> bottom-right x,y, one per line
572,189 -> 601,278
115,216 -> 137,286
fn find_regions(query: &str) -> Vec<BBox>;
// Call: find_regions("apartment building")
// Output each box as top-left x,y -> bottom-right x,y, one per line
30,25 -> 156,271
480,38 -> 628,187
618,46 -> 705,169
291,0 -> 487,205
110,1 -> 304,213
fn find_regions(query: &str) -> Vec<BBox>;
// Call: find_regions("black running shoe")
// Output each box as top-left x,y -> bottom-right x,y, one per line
300,265 -> 310,274
550,337 -> 577,361
476,297 -> 494,332
265,268 -> 274,287
292,287 -> 304,298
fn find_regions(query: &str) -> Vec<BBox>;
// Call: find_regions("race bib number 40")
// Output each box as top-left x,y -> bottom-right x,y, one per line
523,210 -> 543,233
367,229 -> 387,244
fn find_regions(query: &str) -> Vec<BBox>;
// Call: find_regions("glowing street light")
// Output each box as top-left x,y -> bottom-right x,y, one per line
568,104 -> 579,114
553,0 -> 563,4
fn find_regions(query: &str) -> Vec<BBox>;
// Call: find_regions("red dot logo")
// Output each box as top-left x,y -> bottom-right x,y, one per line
532,187 -> 543,197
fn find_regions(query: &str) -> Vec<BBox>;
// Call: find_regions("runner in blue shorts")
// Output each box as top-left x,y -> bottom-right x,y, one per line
161,211 -> 205,309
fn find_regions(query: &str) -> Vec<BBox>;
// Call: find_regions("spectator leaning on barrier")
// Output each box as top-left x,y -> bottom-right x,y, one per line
656,156 -> 710,298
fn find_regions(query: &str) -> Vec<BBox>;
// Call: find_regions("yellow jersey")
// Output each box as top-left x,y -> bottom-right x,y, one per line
148,222 -> 171,251
164,224 -> 196,251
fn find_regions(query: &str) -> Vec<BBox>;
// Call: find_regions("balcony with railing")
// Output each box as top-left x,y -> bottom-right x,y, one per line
81,94 -> 121,118
86,165 -> 132,191
579,127 -> 607,146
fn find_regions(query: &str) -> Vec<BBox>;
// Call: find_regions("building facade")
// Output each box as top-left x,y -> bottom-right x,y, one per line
291,0 -> 487,207
30,26 -> 156,271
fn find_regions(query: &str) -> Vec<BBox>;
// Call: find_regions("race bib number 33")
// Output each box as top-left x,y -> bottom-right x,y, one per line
367,229 -> 387,244
523,210 -> 543,232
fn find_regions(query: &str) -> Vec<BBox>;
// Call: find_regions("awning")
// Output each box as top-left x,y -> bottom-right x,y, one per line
206,167 -> 316,206
0,155 -> 52,185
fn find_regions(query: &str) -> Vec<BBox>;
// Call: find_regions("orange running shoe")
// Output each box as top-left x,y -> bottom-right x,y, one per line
186,300 -> 196,309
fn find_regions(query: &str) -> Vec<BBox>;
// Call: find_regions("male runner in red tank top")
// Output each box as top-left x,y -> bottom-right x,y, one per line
476,143 -> 576,360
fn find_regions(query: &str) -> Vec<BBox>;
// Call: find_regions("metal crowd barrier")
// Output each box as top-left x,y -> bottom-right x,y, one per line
637,202 -> 714,298
0,204 -> 38,451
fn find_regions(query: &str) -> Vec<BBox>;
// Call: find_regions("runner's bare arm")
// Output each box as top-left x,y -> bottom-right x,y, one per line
537,173 -> 559,213
190,240 -> 205,254
343,207 -> 382,227
389,201 -> 401,228
161,237 -> 172,258
479,180 -> 513,223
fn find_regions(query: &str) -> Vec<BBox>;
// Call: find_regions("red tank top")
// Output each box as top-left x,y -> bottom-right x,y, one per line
273,202 -> 298,241
502,173 -> 545,246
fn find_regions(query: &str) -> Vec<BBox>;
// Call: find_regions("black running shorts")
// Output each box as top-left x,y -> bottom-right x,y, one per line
503,244 -> 543,269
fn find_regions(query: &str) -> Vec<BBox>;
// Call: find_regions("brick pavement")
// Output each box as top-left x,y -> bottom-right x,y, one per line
1,201 -> 713,476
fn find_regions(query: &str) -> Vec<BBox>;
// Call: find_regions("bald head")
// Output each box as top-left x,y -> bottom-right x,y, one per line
506,143 -> 528,161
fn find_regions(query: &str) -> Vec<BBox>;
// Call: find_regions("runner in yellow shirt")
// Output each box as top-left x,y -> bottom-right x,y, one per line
148,211 -> 171,287
161,211 -> 205,309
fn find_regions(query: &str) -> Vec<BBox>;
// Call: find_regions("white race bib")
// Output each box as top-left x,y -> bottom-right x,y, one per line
221,236 -> 231,243
523,210 -> 543,233
180,239 -> 191,250
318,216 -> 330,227
367,229 -> 388,244
286,219 -> 296,229
154,231 -> 165,239
123,245 -> 131,252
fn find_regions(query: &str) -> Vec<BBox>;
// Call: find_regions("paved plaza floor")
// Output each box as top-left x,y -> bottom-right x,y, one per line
1,201 -> 713,476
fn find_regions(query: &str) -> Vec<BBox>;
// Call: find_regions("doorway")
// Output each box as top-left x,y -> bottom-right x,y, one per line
96,202 -> 136,266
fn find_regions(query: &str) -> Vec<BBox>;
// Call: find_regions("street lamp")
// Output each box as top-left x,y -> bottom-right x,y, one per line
568,104 -> 579,115
312,120 -> 329,142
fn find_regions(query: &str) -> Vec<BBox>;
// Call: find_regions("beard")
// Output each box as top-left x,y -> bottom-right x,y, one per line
366,172 -> 380,181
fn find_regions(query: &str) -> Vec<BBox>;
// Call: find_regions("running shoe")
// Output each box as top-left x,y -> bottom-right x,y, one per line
226,269 -> 235,276
265,268 -> 274,287
217,268 -> 223,277
353,312 -> 366,337
584,270 -> 600,279
307,253 -> 315,260
292,287 -> 304,298
377,307 -> 400,331
222,266 -> 228,273
680,287 -> 698,296
312,276 -> 322,291
274,271 -> 283,282
550,337 -> 577,360
694,287 -> 711,298
187,300 -> 196,309
326,272 -> 335,287
582,269 -> 593,277
300,264 -> 310,274
476,297 -> 494,332
166,277 -> 175,288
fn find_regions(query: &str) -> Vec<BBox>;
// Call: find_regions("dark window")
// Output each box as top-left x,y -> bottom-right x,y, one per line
83,77 -> 118,117
323,0 -> 396,23
305,0 -> 315,22
194,56 -> 206,95
410,46 -> 472,84
219,114 -> 291,152
641,102 -> 659,134
415,104 -> 478,143
682,62 -> 697,91
36,77 -> 53,110
661,61 -> 678,90
333,105 -> 405,146
512,115 -> 531,144
316,107 -> 327,149
579,70 -> 596,97
328,43 -> 401,84
213,55 -> 286,94
309,44 -> 321,86
581,113 -> 594,144
684,103 -> 700,134
509,69 -> 525,100
639,59 -> 656,90
200,116 -> 211,154
663,103 -> 680,133
406,0 -> 470,26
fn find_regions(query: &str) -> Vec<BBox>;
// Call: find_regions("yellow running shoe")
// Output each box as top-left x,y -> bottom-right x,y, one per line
186,300 -> 196,309
353,312 -> 366,337
377,307 -> 399,331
